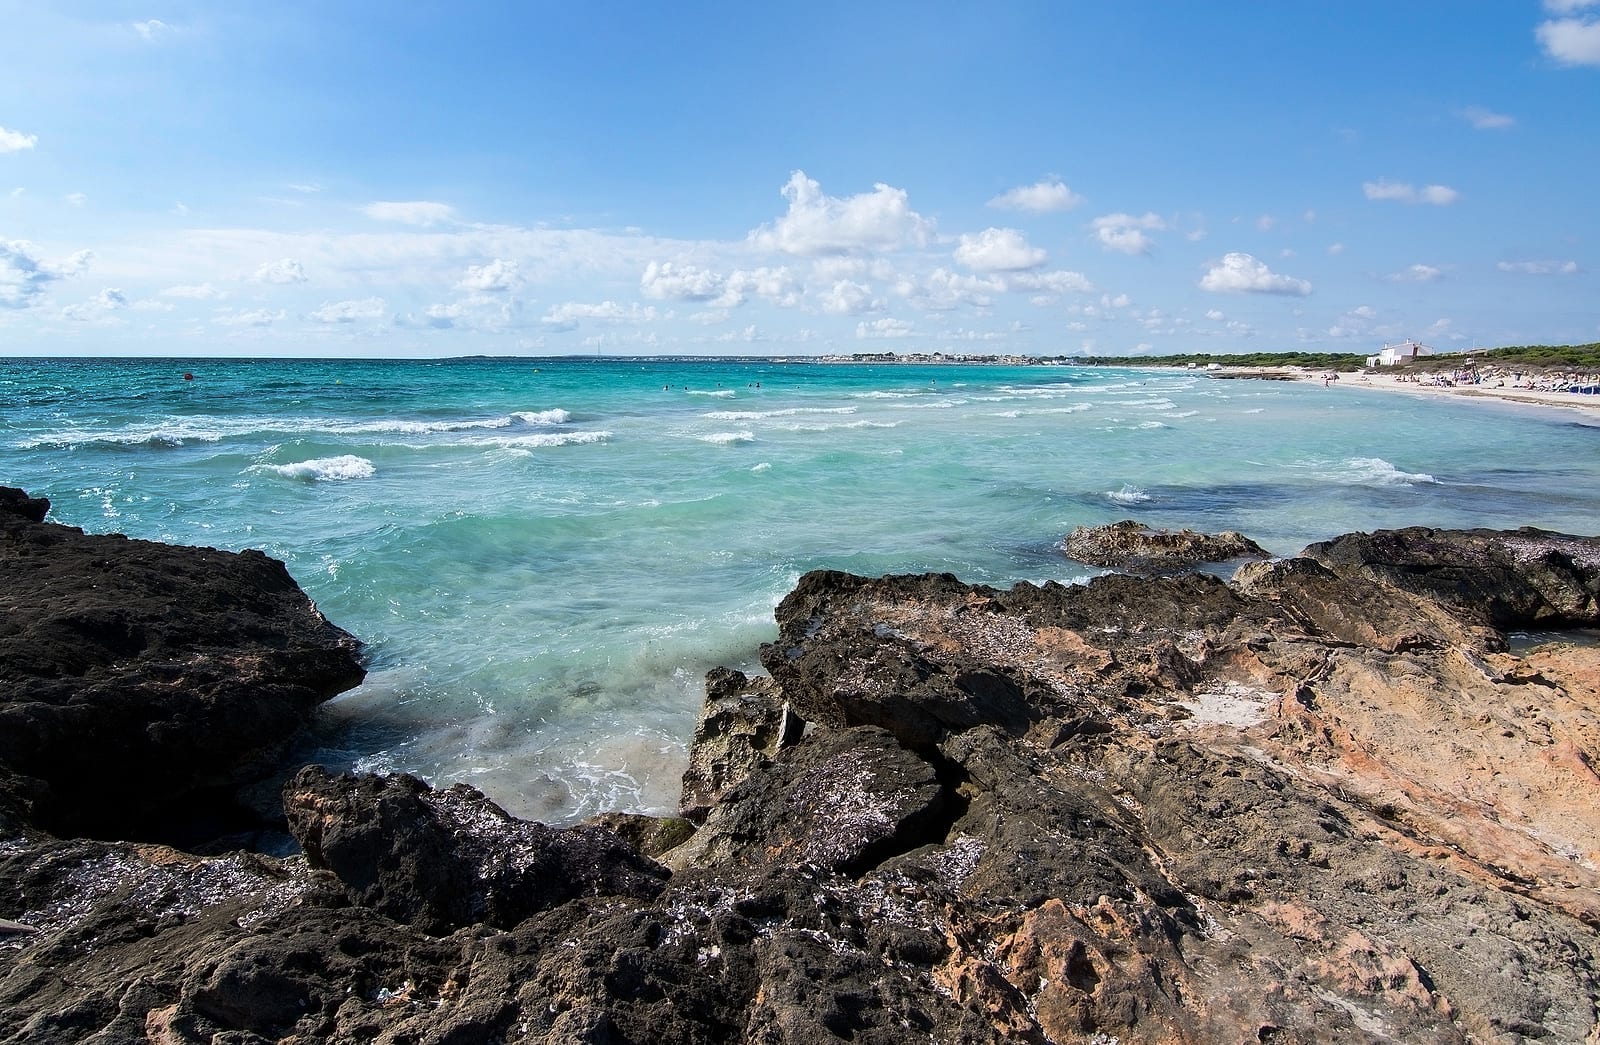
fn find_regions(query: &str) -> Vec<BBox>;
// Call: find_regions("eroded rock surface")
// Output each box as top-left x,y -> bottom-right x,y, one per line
1063,518 -> 1269,572
4,511 -> 1600,1043
0,488 -> 365,840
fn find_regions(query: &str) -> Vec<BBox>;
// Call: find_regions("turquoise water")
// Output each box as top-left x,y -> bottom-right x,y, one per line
5,356 -> 1598,822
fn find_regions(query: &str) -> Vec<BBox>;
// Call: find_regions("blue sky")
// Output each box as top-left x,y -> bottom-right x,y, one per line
2,2 -> 1597,358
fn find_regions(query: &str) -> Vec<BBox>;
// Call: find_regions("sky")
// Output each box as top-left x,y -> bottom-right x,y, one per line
2,2 -> 1598,359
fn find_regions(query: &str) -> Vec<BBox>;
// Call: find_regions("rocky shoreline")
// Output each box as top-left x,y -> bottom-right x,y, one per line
3,487 -> 1599,1042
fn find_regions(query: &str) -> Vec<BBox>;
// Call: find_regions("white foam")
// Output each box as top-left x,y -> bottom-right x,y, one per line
1107,484 -> 1152,505
459,430 -> 612,449
687,389 -> 736,398
701,431 -> 755,445
751,462 -> 772,473
1331,456 -> 1437,486
701,407 -> 855,421
255,455 -> 375,481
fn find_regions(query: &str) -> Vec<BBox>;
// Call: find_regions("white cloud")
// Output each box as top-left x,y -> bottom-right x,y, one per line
1389,263 -> 1442,282
1546,0 -> 1600,11
1327,242 -> 1346,255
1362,179 -> 1461,205
1461,106 -> 1515,130
953,227 -> 1047,271
309,297 -> 386,323
724,266 -> 801,308
362,200 -> 458,226
0,126 -> 38,153
1205,309 -> 1225,321
65,192 -> 87,207
62,288 -> 129,321
987,178 -> 1084,213
895,268 -> 1004,311
541,300 -> 658,329
715,324 -> 762,344
748,170 -> 934,256
0,240 -> 89,309
1198,252 -> 1312,296
856,317 -> 915,339
1091,212 -> 1166,254
161,282 -> 228,300
640,260 -> 723,301
254,258 -> 307,284
820,279 -> 883,315
1538,16 -> 1600,64
214,308 -> 284,327
1498,259 -> 1580,274
1006,269 -> 1093,295
1256,214 -> 1276,232
458,258 -> 522,292
133,19 -> 172,40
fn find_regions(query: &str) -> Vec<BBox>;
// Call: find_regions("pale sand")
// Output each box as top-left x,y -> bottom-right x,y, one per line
1205,366 -> 1600,423
1329,372 -> 1600,422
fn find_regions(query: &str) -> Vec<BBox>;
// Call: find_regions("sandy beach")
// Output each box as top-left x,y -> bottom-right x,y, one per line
1205,366 -> 1600,422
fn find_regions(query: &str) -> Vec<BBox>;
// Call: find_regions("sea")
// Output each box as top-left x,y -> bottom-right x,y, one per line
4,356 -> 1598,824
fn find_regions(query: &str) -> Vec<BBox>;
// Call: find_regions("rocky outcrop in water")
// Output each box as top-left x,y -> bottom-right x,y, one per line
0,488 -> 366,842
3,497 -> 1599,1043
1063,518 -> 1269,571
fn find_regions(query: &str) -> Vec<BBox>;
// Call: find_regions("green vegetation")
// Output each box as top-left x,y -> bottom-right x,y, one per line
1409,343 -> 1600,372
1075,343 -> 1600,373
1076,351 -> 1368,371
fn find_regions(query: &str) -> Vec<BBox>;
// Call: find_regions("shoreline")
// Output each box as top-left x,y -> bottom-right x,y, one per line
1180,365 -> 1600,422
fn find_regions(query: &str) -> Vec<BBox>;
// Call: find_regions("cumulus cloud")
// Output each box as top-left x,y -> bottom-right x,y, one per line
0,125 -> 38,153
1198,252 -> 1312,295
362,200 -> 458,226
987,178 -> 1084,213
214,308 -> 284,327
724,266 -> 802,308
953,227 -> 1047,271
895,268 -> 1005,311
1498,259 -> 1580,274
541,300 -> 658,329
640,260 -> 723,301
856,317 -> 915,339
748,171 -> 934,256
254,258 -> 307,284
1006,269 -> 1093,296
1389,263 -> 1442,283
309,297 -> 386,323
820,280 -> 883,315
0,240 -> 90,308
1362,180 -> 1461,205
62,288 -> 129,321
161,282 -> 228,300
1538,15 -> 1600,65
458,258 -> 522,292
1091,212 -> 1166,254
133,19 -> 172,40
1461,106 -> 1515,129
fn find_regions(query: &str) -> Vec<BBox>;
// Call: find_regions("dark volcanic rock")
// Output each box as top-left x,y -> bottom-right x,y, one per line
0,491 -> 366,840
1063,518 -> 1269,572
5,515 -> 1600,1043
1303,525 -> 1600,634
284,766 -> 670,934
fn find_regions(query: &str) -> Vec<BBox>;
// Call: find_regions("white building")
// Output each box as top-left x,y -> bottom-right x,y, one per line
1366,339 -> 1434,367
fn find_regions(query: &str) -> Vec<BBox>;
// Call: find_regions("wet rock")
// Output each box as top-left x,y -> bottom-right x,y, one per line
677,667 -> 805,821
0,491 -> 366,841
1063,518 -> 1269,572
283,766 -> 670,934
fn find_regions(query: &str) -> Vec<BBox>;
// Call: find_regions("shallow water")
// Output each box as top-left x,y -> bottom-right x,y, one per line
5,356 -> 1598,821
